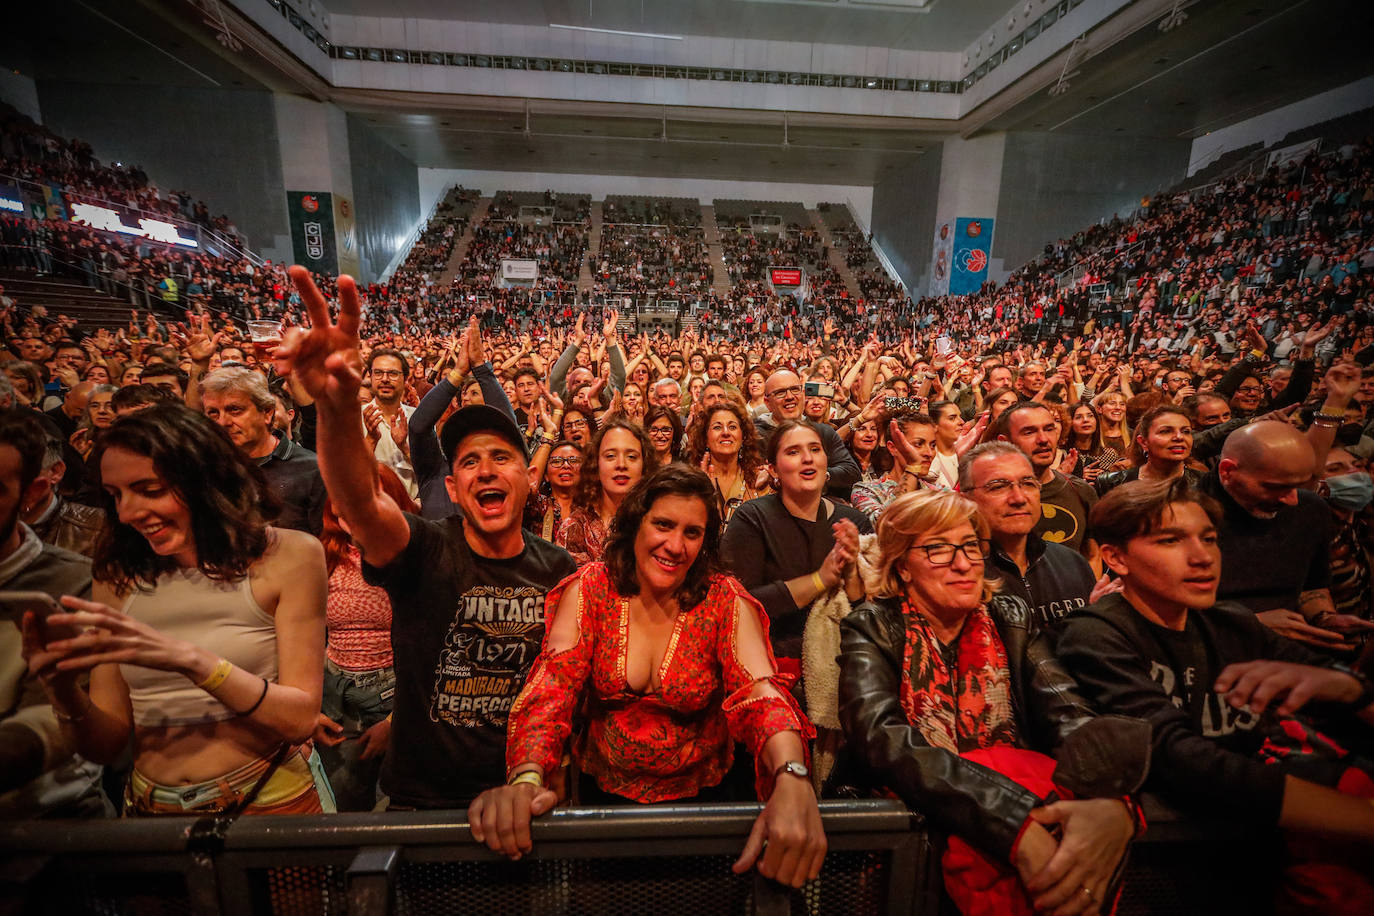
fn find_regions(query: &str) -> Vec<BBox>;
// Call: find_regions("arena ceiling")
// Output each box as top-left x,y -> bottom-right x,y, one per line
966,0 -> 1374,140
3,0 -> 1372,185
332,94 -> 949,183
320,0 -> 1013,52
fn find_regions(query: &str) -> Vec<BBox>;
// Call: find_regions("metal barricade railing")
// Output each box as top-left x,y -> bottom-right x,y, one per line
0,795 -> 1283,916
0,800 -> 935,916
0,246 -> 228,327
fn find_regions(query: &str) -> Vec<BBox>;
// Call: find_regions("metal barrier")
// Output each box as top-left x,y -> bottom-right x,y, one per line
0,800 -> 935,916
0,247 -> 208,326
0,794 -> 1281,916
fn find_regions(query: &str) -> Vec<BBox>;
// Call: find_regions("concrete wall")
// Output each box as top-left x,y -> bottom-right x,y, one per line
0,68 -> 41,123
995,131 -> 1189,270
347,115 -> 420,284
417,168 -> 873,228
931,133 -> 1007,282
870,150 -> 941,296
35,81 -> 288,257
1188,75 -> 1374,175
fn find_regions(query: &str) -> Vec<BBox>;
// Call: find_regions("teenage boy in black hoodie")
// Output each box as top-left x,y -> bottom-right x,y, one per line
1057,479 -> 1374,850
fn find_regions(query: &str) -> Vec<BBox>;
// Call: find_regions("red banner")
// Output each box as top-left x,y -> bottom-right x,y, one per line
770,267 -> 802,287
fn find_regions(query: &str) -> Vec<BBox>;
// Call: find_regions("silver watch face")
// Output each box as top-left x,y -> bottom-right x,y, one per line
781,761 -> 810,778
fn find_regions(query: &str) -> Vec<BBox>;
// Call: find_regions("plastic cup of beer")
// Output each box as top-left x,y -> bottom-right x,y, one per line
247,320 -> 283,359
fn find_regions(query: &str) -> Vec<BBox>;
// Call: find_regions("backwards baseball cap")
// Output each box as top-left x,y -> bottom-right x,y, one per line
440,404 -> 529,464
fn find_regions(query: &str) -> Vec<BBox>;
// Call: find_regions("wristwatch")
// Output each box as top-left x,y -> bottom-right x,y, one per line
774,760 -> 810,781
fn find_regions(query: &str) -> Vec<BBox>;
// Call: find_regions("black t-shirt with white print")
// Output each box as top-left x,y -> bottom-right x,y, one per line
364,513 -> 576,809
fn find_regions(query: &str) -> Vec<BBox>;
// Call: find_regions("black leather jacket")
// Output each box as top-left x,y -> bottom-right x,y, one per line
838,594 -> 1150,863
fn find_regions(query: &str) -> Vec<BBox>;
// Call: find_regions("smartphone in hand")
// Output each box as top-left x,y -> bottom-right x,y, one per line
0,591 -> 81,642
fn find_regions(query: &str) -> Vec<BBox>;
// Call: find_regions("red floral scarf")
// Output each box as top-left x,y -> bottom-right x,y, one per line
899,599 -> 1018,753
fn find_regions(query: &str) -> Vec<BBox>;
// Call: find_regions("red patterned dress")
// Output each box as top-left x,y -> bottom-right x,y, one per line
507,563 -> 813,802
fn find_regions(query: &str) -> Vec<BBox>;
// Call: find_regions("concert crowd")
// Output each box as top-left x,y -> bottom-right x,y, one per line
3,110 -> 1374,914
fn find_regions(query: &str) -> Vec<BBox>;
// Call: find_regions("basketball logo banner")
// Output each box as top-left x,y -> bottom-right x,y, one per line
949,217 -> 994,296
287,190 -> 337,274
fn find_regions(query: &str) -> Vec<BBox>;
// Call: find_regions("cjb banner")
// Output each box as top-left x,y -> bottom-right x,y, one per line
287,191 -> 337,274
948,217 -> 995,296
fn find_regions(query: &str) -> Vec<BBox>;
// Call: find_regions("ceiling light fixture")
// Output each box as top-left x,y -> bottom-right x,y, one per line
549,24 -> 683,41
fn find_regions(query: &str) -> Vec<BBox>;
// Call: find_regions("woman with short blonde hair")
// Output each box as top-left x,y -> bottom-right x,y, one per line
840,489 -> 1148,913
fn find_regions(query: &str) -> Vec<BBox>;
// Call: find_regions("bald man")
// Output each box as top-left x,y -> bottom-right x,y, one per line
1200,421 -> 1355,649
754,369 -> 860,496
43,380 -> 93,440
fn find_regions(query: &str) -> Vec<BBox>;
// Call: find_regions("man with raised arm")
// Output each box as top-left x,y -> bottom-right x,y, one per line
275,267 -> 576,811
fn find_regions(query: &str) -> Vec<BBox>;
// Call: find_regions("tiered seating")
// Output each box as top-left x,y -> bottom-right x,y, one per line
818,204 -> 902,302
712,199 -> 809,229
0,103 -> 246,248
591,223 -> 713,297
602,195 -> 701,227
486,190 -> 590,223
591,196 -> 712,297
446,190 -> 591,291
717,224 -> 827,284
396,187 -> 480,276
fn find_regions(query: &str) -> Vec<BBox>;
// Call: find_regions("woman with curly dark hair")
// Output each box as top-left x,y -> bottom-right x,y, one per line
559,419 -> 658,565
23,403 -> 331,816
685,400 -> 767,521
471,465 -> 826,888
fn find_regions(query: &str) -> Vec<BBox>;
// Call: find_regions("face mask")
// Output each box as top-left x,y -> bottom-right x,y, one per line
1325,472 -> 1374,512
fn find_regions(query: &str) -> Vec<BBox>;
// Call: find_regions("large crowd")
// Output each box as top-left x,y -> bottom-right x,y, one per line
0,105 -> 246,248
2,109 -> 1374,914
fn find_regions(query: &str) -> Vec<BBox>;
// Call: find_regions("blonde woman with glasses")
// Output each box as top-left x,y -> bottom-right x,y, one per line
837,489 -> 1148,914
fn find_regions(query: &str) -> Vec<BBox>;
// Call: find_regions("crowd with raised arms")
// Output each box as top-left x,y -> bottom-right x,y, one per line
590,222 -> 714,297
1,117 -> 1374,913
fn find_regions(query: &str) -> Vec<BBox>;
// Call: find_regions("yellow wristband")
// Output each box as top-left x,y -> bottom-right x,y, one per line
508,770 -> 544,789
811,571 -> 827,593
196,657 -> 233,693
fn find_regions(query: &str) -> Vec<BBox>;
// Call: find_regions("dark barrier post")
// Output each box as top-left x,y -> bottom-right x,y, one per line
347,845 -> 401,916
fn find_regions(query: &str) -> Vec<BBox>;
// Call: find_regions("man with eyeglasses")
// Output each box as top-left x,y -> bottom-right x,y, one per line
991,401 -> 1101,574
754,369 -> 860,497
366,348 -> 418,499
960,442 -> 1095,628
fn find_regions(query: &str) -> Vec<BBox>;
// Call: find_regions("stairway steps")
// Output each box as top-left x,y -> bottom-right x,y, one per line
808,209 -> 863,300
439,196 -> 492,286
700,205 -> 732,297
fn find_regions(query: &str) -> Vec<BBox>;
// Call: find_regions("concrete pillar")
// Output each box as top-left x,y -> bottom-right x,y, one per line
272,96 -> 360,277
929,133 -> 1006,295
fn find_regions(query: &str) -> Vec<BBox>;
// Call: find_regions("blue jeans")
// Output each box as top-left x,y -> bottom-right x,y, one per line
319,659 -> 394,812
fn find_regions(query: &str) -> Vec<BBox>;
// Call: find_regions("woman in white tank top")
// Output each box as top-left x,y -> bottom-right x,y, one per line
24,404 -> 330,815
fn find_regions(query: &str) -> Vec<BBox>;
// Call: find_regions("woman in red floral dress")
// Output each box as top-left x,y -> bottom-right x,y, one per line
470,465 -> 827,888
